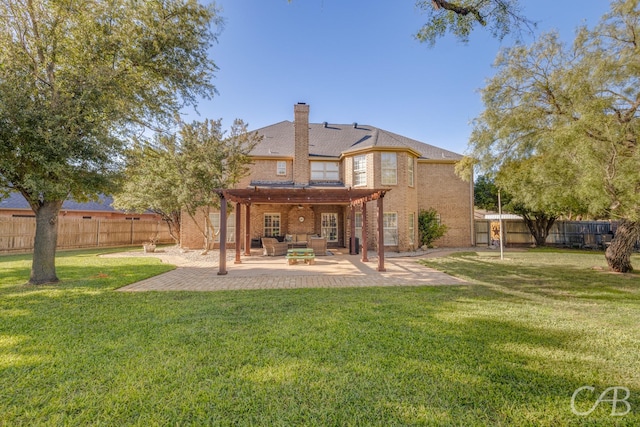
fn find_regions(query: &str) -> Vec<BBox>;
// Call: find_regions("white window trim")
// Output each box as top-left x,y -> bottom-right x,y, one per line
276,160 -> 287,176
383,212 -> 398,246
381,153 -> 397,185
353,155 -> 367,187
321,213 -> 339,242
263,213 -> 281,237
311,161 -> 339,181
354,211 -> 363,241
408,156 -> 414,187
408,212 -> 415,246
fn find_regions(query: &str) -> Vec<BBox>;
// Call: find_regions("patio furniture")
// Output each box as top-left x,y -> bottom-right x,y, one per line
262,237 -> 288,256
286,248 -> 315,265
284,233 -> 320,248
309,236 -> 327,255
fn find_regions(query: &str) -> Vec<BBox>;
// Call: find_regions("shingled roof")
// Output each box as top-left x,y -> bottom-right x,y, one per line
0,193 -> 120,212
251,121 -> 462,160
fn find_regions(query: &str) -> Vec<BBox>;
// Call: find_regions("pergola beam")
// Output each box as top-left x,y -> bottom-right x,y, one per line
216,187 -> 388,205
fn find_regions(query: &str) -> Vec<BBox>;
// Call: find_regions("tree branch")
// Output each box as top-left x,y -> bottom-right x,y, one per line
432,0 -> 486,25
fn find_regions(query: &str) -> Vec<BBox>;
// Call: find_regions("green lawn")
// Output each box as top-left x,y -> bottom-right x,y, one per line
1,248 -> 639,426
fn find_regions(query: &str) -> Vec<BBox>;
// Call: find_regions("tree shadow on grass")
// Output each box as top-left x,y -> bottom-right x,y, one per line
420,253 -> 640,304
0,276 -> 638,425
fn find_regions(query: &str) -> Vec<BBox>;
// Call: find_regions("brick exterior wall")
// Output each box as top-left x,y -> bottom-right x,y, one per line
416,161 -> 473,247
180,157 -> 473,251
238,158 -> 293,187
180,207 -> 208,249
179,104 -> 474,252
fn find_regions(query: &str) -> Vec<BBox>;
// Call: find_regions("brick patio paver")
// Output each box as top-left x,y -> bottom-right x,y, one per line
113,248 -> 470,292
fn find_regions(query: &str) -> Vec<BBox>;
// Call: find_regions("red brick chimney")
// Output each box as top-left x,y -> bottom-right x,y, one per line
293,103 -> 310,186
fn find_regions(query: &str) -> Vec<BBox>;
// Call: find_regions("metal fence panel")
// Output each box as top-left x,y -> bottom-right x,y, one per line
474,219 -> 614,248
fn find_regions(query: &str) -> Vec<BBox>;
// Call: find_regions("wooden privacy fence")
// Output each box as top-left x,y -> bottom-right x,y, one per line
0,217 -> 174,253
475,219 -> 615,248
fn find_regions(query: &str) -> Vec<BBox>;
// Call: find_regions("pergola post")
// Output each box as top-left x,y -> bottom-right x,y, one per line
217,196 -> 228,275
244,203 -> 251,256
234,202 -> 242,264
377,196 -> 386,272
349,204 -> 356,255
361,202 -> 369,262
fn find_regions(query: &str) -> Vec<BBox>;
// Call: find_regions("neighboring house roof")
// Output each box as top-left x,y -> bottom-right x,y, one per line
251,121 -> 462,160
0,193 -> 120,212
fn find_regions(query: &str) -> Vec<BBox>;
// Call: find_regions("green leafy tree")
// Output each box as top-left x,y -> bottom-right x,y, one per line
289,0 -> 532,46
177,119 -> 260,254
471,170 -> 563,247
113,136 -> 183,244
475,174 -> 506,211
115,119 -> 260,254
414,0 -> 534,46
463,0 -> 640,272
418,208 -> 449,248
0,0 -> 219,284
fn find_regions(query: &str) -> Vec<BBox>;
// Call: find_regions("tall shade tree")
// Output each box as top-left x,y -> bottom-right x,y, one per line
495,157 -> 585,246
472,172 -> 567,247
463,0 -> 640,272
0,0 -> 220,284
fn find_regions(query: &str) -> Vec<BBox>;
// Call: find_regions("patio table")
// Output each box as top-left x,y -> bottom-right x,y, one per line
286,248 -> 315,265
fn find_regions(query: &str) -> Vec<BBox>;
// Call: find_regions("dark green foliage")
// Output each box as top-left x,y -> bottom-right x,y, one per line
0,0 -> 221,282
465,1 -> 640,270
414,0 -> 534,46
418,208 -> 448,247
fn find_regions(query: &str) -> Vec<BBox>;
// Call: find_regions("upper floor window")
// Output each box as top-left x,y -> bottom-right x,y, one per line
311,161 -> 339,181
408,156 -> 415,187
353,155 -> 366,186
276,161 -> 286,176
381,153 -> 397,185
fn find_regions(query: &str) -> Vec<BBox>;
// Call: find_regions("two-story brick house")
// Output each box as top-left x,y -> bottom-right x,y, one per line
181,103 -> 474,258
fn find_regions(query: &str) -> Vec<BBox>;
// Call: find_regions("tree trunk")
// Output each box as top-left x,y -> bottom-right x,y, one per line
30,200 -> 64,285
606,220 -> 640,273
160,211 -> 181,244
522,213 -> 556,246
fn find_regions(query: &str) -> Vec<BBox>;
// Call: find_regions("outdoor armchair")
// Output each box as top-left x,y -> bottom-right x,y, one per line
261,237 -> 288,256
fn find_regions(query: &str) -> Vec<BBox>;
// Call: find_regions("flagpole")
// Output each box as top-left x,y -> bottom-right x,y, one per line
498,189 -> 504,261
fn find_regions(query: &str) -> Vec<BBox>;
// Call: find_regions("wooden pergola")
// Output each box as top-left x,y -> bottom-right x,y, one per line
214,187 -> 390,275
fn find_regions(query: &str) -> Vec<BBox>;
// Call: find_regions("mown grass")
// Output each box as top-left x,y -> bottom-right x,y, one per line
0,248 -> 639,426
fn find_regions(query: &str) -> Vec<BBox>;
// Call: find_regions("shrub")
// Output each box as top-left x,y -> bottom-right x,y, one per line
418,208 -> 448,248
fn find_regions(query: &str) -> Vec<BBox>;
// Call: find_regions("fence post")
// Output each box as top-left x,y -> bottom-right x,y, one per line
96,219 -> 100,247
130,219 -> 134,245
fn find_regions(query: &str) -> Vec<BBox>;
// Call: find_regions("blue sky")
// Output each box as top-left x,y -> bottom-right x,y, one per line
190,1 -> 612,155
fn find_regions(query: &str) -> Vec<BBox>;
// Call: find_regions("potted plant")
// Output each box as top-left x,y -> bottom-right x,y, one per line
143,234 -> 158,253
